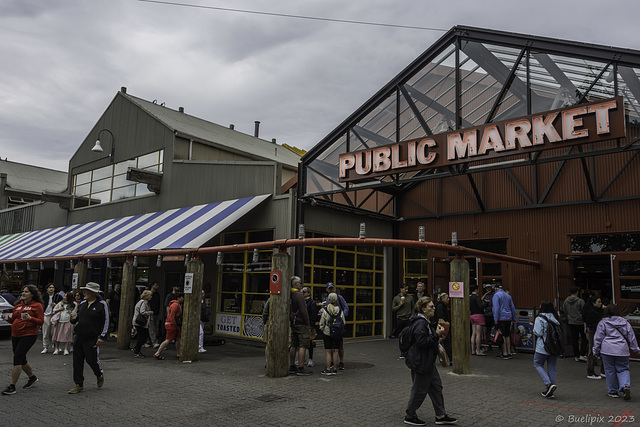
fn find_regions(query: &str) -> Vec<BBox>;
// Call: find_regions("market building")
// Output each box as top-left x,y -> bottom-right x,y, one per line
298,26 -> 640,344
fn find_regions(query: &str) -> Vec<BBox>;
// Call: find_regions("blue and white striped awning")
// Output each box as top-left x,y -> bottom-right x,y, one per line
0,195 -> 270,261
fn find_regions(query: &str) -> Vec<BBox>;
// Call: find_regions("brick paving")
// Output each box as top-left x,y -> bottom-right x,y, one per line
0,335 -> 637,426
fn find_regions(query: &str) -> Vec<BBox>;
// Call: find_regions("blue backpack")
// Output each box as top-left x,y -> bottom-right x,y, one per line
329,308 -> 345,339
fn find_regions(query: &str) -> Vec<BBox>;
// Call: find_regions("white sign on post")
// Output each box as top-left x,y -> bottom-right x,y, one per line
72,273 -> 79,290
184,273 -> 194,294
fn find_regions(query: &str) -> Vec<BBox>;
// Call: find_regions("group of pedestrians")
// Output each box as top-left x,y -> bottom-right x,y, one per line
532,288 -> 639,401
2,282 -> 108,395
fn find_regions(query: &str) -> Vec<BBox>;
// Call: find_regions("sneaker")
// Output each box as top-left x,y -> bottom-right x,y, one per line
579,355 -> 588,362
435,415 -> 458,425
296,368 -> 312,376
623,387 -> 631,401
321,369 -> 332,376
52,350 -> 60,355
63,350 -> 70,356
289,365 -> 297,373
41,348 -> 48,354
331,369 -> 337,375
133,353 -> 145,358
404,415 -> 426,426
1,385 -> 16,395
307,359 -> 314,367
68,385 -> 84,394
294,360 -> 299,367
198,348 -> 207,353
574,356 -> 580,362
23,376 -> 38,389
338,362 -> 345,370
587,375 -> 602,380
153,343 -> 160,349
541,384 -> 556,398
142,343 -> 151,348
398,356 -> 406,360
608,392 -> 619,398
97,374 -> 104,388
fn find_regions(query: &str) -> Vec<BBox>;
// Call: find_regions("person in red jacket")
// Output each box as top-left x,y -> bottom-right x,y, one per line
154,292 -> 184,360
2,285 -> 44,395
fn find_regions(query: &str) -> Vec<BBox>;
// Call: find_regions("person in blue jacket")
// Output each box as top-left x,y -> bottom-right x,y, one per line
492,283 -> 517,359
533,301 -> 561,399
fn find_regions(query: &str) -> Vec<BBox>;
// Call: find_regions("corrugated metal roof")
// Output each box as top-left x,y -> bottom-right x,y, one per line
0,194 -> 270,261
124,94 -> 300,168
0,160 -> 67,193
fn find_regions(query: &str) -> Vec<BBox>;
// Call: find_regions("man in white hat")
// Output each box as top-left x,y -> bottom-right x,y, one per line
68,282 -> 109,394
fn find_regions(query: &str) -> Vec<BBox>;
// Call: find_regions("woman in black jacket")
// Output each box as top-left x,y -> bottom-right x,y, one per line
582,295 -> 604,379
404,297 -> 457,426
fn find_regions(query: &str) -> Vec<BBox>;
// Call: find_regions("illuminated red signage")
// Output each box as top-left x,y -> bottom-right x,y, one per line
339,96 -> 626,182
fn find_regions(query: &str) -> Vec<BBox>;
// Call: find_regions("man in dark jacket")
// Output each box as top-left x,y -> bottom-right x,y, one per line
563,286 -> 587,361
289,277 -> 312,376
68,282 -> 109,394
147,282 -> 161,348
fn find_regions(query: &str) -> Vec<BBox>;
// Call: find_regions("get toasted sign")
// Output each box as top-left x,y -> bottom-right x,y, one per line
339,96 -> 625,182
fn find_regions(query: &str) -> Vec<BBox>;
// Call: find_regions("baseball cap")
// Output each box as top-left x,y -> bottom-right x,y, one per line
326,282 -> 335,289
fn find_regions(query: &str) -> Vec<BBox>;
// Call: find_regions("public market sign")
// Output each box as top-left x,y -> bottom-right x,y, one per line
339,96 -> 625,182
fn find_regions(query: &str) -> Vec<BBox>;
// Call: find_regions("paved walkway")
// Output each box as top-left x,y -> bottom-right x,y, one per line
0,336 -> 637,426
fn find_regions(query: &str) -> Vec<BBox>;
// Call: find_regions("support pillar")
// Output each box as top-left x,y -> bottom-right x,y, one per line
180,259 -> 204,362
74,261 -> 87,289
450,257 -> 471,375
266,252 -> 291,378
116,258 -> 136,350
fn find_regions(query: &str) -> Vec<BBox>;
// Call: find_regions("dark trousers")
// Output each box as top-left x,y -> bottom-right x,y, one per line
73,336 -> 103,386
133,326 -> 149,354
586,329 -> 604,376
406,368 -> 446,418
569,324 -> 587,357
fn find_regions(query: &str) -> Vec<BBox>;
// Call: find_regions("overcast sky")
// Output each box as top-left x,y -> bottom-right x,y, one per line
1,0 -> 639,172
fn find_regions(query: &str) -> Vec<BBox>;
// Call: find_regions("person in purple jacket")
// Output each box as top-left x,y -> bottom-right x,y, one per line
593,304 -> 640,400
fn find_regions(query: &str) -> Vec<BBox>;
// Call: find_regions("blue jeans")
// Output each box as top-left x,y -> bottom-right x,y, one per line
533,352 -> 557,386
601,354 -> 631,394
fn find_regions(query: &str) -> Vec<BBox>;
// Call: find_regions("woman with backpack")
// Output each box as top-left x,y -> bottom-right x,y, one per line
593,304 -> 640,400
318,293 -> 345,376
532,300 -> 561,399
403,297 -> 457,426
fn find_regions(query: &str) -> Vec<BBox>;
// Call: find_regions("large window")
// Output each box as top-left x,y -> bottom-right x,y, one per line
303,232 -> 384,338
571,234 -> 640,253
403,248 -> 428,294
72,150 -> 163,208
216,230 -> 273,339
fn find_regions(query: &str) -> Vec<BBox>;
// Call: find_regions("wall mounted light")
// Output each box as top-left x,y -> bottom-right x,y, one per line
418,226 -> 426,242
298,224 -> 305,239
156,255 -> 162,267
54,261 -> 59,270
2,264 -> 7,273
26,262 -> 31,271
92,129 -> 116,163
69,260 -> 74,269
106,258 -> 112,268
451,232 -> 458,246
216,252 -> 223,265
14,263 -> 18,270
252,248 -> 259,263
40,261 -> 45,270
359,222 -> 366,239
184,254 -> 191,266
133,256 -> 138,267
87,259 -> 92,269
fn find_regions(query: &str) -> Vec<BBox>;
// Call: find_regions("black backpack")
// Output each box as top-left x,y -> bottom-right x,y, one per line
398,322 -> 415,353
542,317 -> 563,356
329,308 -> 345,339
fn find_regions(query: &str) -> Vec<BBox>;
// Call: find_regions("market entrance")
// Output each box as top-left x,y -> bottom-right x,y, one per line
555,254 -> 614,304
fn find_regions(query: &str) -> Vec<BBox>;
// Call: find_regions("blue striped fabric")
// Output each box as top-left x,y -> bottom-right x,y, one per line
0,195 -> 269,261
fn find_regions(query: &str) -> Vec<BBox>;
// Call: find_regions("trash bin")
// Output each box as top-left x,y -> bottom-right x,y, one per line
514,308 -> 536,352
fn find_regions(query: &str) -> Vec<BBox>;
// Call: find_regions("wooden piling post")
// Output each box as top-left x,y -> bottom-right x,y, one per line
450,257 -> 471,374
116,258 -> 136,350
266,252 -> 291,378
180,259 -> 204,362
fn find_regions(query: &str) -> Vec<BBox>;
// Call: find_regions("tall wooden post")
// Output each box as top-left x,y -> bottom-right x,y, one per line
180,258 -> 204,362
266,252 -> 291,378
116,258 -> 136,350
450,257 -> 471,374
74,261 -> 87,288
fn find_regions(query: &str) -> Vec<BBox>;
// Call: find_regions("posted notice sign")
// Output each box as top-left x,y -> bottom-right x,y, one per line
449,281 -> 464,298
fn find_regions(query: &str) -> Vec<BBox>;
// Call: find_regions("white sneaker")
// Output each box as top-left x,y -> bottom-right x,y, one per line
307,359 -> 314,367
41,348 -> 48,354
64,350 -> 70,356
587,374 -> 602,380
198,348 -> 207,353
52,350 -> 60,355
579,356 -> 588,362
294,360 -> 299,367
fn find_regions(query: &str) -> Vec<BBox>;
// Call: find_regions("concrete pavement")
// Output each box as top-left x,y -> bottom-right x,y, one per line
0,335 -> 637,426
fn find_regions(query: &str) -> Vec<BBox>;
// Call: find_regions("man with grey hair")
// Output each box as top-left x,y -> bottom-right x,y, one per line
289,276 -> 312,375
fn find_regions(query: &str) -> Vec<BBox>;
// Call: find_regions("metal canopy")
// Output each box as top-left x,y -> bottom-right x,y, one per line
300,26 -> 640,219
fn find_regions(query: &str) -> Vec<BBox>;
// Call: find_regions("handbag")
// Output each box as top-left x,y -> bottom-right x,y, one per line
437,343 -> 449,367
134,314 -> 147,327
51,313 -> 60,326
